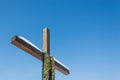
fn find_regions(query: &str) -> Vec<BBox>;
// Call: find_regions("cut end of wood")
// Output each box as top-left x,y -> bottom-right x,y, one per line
44,27 -> 49,31
11,35 -> 17,44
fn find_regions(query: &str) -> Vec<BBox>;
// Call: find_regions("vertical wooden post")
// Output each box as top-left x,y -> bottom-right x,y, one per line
42,28 -> 49,80
42,28 -> 54,80
43,28 -> 50,54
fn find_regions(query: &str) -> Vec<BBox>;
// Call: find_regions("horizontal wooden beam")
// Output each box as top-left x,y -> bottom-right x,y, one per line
11,36 -> 70,75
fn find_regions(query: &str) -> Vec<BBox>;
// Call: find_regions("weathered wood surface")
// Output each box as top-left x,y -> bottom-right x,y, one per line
42,28 -> 51,80
43,28 -> 50,54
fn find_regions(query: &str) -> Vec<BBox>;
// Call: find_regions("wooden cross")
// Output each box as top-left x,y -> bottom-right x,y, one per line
11,28 -> 70,80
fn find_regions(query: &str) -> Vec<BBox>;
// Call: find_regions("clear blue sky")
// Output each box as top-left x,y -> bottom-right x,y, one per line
0,0 -> 120,80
